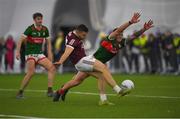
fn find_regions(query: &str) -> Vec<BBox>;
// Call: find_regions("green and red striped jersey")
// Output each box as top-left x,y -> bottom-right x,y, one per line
93,36 -> 126,63
23,24 -> 49,55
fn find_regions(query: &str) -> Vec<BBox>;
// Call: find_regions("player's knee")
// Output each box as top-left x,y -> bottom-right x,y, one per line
49,65 -> 56,73
103,66 -> 109,73
99,63 -> 109,72
99,65 -> 108,73
95,65 -> 105,73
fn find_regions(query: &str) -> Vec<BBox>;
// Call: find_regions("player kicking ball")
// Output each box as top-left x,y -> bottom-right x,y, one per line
16,12 -> 56,98
53,13 -> 154,105
53,12 -> 145,103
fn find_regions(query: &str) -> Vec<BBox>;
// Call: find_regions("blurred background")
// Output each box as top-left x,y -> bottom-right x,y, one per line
0,0 -> 180,75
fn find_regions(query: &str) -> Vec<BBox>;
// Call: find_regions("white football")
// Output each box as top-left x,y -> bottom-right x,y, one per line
121,80 -> 135,90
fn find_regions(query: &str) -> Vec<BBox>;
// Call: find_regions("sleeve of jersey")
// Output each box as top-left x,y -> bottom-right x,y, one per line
107,35 -> 115,41
22,26 -> 30,38
45,28 -> 50,39
66,39 -> 78,49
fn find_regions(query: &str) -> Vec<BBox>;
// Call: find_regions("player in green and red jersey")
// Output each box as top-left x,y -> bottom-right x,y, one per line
16,12 -> 56,98
53,13 -> 154,105
93,20 -> 153,64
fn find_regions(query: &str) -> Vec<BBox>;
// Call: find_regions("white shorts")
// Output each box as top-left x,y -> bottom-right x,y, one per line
75,55 -> 96,71
25,54 -> 46,63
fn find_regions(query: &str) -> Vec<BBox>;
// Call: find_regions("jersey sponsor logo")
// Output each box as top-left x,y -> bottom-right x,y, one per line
101,40 -> 118,54
27,36 -> 44,44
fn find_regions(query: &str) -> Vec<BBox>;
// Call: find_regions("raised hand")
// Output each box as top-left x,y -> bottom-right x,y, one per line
144,19 -> 154,30
53,61 -> 62,69
130,12 -> 141,24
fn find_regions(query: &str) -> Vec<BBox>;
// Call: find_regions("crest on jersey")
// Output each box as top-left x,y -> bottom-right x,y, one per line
38,32 -> 41,36
32,32 -> 36,35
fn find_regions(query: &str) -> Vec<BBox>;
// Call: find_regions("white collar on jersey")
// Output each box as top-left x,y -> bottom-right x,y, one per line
73,30 -> 77,35
34,24 -> 42,29
73,30 -> 80,38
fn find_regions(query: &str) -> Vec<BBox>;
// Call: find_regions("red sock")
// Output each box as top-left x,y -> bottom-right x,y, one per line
58,89 -> 64,94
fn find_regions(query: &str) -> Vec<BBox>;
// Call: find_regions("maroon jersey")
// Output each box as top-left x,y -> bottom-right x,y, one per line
65,31 -> 86,64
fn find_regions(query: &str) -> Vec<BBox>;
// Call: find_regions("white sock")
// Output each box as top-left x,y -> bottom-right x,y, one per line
100,94 -> 107,101
113,85 -> 122,93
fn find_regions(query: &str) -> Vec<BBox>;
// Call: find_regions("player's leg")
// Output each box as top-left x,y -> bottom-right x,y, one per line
63,71 -> 89,90
76,56 -> 127,95
38,57 -> 56,97
86,72 -> 114,106
55,71 -> 108,103
53,71 -> 89,101
16,59 -> 36,98
96,64 -> 108,96
97,76 -> 107,100
92,59 -> 122,94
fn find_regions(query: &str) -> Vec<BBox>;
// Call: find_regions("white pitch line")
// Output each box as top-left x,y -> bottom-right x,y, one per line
0,88 -> 180,99
0,114 -> 47,119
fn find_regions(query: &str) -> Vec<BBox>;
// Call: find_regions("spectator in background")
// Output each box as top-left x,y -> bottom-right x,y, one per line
139,34 -> 150,73
0,37 -> 5,73
148,33 -> 159,73
129,35 -> 140,73
120,42 -> 131,73
155,32 -> 163,73
162,31 -> 178,73
4,35 -> 16,72
53,31 -> 65,62
173,33 -> 180,74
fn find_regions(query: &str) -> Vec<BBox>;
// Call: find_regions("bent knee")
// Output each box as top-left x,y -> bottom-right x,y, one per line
48,65 -> 56,72
98,65 -> 107,73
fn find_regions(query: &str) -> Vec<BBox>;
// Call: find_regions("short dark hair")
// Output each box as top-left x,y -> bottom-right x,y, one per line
33,12 -> 43,19
76,24 -> 88,32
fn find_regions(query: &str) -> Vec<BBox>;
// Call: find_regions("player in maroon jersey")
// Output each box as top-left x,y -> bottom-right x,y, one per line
53,16 -> 142,102
56,19 -> 153,105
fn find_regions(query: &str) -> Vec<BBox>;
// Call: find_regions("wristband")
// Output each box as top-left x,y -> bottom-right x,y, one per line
129,21 -> 133,24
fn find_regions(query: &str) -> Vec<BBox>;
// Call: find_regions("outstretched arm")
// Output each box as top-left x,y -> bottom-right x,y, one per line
109,12 -> 141,39
129,19 -> 154,40
54,46 -> 74,65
